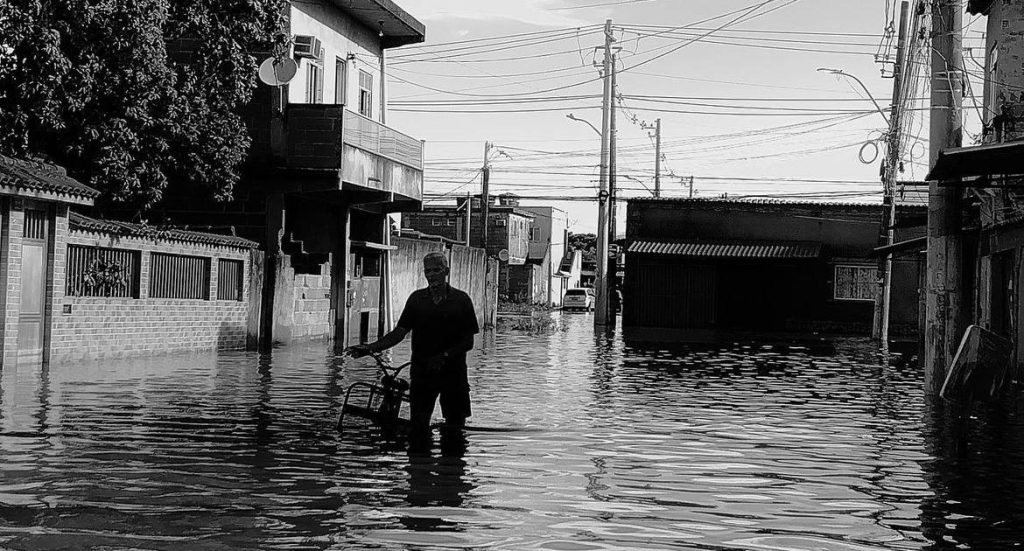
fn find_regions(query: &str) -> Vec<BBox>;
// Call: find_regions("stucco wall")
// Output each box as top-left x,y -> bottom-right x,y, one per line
391,236 -> 491,330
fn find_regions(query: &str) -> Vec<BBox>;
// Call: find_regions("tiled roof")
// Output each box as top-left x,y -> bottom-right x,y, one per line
0,155 -> 99,204
70,212 -> 259,249
627,240 -> 822,259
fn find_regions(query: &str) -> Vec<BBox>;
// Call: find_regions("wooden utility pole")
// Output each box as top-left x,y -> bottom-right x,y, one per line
654,118 -> 662,198
481,141 -> 491,251
926,0 -> 964,394
875,0 -> 911,350
594,19 -> 614,327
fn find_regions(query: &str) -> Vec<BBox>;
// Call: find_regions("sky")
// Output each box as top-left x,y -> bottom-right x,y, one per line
382,0 -> 988,235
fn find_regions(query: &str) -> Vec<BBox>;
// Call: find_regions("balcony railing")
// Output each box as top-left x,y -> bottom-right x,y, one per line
343,110 -> 423,170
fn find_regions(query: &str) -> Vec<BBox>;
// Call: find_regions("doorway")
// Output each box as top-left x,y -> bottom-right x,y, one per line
18,207 -> 49,359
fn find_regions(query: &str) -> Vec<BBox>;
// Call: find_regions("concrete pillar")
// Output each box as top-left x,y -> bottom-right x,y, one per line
332,204 -> 351,352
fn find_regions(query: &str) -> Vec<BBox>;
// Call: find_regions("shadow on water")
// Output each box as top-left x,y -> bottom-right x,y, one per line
918,396 -> 1024,550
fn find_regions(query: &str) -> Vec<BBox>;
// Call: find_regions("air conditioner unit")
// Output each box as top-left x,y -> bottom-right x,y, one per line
293,35 -> 322,60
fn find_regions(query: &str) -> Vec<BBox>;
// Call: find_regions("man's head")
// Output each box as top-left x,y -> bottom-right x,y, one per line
423,252 -> 450,289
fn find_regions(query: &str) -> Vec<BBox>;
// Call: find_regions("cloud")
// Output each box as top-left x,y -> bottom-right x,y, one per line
398,0 -> 590,28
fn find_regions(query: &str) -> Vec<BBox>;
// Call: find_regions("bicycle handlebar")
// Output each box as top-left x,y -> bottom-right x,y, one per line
345,348 -> 411,378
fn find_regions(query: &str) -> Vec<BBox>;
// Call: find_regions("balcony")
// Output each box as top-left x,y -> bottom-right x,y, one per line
280,104 -> 423,206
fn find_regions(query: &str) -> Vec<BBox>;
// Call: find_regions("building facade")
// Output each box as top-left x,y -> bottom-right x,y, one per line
623,197 -> 926,341
401,194 -> 534,298
922,0 -> 1024,369
164,0 -> 426,349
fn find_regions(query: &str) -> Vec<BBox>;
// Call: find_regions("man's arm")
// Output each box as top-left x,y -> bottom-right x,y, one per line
349,326 -> 409,357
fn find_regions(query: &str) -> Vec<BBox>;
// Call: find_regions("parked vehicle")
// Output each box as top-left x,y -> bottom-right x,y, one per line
562,288 -> 594,311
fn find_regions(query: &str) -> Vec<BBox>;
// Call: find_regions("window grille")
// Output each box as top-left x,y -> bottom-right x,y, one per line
834,265 -> 879,301
216,259 -> 244,301
66,245 -> 141,298
149,253 -> 210,300
23,209 -> 46,240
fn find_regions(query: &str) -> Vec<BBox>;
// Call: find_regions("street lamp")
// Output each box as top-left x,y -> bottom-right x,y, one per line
818,67 -> 901,350
817,67 -> 890,126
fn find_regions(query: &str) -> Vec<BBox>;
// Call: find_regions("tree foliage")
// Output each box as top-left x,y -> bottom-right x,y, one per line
567,232 -> 597,262
0,0 -> 287,213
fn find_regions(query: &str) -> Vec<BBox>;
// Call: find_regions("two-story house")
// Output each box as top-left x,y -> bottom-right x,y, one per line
924,0 -> 1024,367
401,194 -> 533,297
515,206 -> 571,306
164,0 -> 425,348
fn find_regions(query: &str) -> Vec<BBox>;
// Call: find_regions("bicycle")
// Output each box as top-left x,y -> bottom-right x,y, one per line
338,351 -> 412,433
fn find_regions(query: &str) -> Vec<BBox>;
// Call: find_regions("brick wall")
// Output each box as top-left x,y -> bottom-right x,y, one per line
0,199 -> 23,366
48,226 -> 254,362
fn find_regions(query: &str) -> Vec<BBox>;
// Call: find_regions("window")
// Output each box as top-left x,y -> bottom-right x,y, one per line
445,218 -> 455,226
149,253 -> 211,300
216,259 -> 244,301
334,57 -> 347,104
834,265 -> 879,301
66,245 -> 141,298
358,70 -> 373,117
431,218 -> 442,226
1002,20 -> 1010,29
306,61 -> 323,103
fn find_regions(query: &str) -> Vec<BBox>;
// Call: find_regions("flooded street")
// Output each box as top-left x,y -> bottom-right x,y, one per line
2,313 -> 1024,550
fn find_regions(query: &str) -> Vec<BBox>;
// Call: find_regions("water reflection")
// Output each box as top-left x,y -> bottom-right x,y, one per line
0,314 -> 1023,549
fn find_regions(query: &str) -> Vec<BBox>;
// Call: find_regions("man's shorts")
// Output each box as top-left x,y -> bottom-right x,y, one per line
409,362 -> 472,424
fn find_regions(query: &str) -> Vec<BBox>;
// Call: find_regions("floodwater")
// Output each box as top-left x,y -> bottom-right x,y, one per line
2,314 -> 1024,550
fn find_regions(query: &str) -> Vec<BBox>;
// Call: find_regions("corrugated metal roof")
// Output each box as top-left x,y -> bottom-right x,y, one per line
0,155 -> 99,204
70,212 -> 259,249
627,240 -> 822,259
626,196 -> 928,210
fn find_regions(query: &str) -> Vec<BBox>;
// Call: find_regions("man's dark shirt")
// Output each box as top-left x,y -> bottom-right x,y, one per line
396,284 -> 480,366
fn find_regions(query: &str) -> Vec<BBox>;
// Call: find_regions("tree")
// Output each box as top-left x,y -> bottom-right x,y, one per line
567,232 -> 597,263
0,0 -> 287,214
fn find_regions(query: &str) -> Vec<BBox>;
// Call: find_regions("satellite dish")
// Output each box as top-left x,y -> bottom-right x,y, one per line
258,57 -> 298,86
497,249 -> 510,262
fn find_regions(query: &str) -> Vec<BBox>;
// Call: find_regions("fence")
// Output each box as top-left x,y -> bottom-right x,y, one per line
149,253 -> 210,300
217,259 -> 244,301
66,245 -> 141,298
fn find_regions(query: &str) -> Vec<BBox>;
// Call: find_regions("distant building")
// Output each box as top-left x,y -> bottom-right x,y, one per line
623,197 -> 926,341
402,194 -> 534,297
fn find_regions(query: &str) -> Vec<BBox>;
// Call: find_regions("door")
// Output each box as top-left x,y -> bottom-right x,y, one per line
18,208 -> 48,358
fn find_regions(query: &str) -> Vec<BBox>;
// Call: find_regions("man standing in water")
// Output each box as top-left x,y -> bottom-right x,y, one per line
350,252 -> 479,446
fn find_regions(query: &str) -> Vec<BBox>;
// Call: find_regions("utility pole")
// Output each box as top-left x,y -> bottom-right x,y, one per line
926,0 -> 964,394
482,141 -> 491,251
689,175 -> 694,199
654,118 -> 662,198
464,191 -> 472,246
594,18 -> 614,327
875,0 -> 910,351
607,46 -> 618,326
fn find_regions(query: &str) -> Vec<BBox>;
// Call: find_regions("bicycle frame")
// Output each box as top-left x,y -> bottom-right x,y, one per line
338,353 -> 412,433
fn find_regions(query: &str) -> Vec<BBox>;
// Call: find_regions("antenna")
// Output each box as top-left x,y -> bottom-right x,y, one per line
258,57 -> 298,87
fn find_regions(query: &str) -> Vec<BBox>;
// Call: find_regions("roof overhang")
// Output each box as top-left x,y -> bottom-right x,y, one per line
626,240 -> 822,259
926,141 -> 1024,182
329,0 -> 425,48
967,0 -> 994,15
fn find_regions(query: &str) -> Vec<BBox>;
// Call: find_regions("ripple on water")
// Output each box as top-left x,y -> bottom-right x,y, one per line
2,316 -> 1024,549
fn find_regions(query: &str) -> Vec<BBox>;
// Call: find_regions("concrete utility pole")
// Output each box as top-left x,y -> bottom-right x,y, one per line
464,191 -> 472,246
926,0 -> 964,394
876,0 -> 911,351
482,141 -> 491,251
607,47 -> 618,326
654,118 -> 662,198
689,175 -> 694,199
594,19 -> 614,327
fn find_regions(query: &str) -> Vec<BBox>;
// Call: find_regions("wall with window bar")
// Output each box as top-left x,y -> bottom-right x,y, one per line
48,225 -> 254,362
